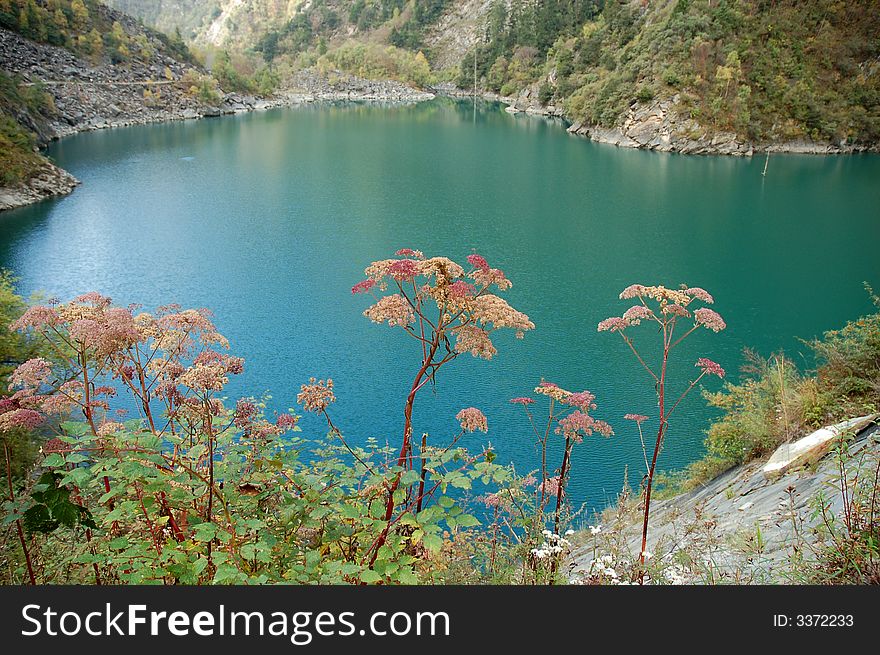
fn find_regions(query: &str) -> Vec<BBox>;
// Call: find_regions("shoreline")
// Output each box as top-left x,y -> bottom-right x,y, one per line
434,83 -> 878,157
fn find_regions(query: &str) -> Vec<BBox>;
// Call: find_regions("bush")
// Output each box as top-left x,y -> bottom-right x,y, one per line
812,286 -> 880,410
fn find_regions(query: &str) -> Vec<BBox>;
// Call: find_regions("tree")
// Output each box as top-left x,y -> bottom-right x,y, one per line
70,0 -> 88,31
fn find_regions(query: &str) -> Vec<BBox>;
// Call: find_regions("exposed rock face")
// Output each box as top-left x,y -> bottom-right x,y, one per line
0,27 -> 257,140
424,0 -> 494,71
284,70 -> 435,102
0,160 -> 79,211
565,94 -> 876,156
762,414 -> 878,479
0,24 -> 434,212
568,419 -> 880,583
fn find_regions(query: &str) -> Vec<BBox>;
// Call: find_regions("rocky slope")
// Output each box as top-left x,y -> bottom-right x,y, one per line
567,417 -> 880,584
0,10 -> 432,212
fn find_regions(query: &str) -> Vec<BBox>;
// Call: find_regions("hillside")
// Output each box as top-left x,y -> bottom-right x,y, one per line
103,0 -> 880,153
0,0 -> 269,209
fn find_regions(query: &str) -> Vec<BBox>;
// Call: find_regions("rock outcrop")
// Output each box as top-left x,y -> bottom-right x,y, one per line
565,95 -> 875,156
0,23 -> 434,212
568,417 -> 879,583
0,160 -> 79,211
762,414 -> 878,479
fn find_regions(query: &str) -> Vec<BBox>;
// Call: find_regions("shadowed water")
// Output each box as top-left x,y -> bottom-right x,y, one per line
1,99 -> 878,513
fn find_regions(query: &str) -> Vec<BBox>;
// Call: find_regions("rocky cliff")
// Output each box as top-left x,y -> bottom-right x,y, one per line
567,417 -> 880,584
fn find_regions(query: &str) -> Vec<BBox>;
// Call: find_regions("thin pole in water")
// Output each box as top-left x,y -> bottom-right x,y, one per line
762,149 -> 770,177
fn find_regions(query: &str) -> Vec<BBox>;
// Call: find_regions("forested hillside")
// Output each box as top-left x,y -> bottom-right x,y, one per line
469,0 -> 879,145
100,0 -> 879,148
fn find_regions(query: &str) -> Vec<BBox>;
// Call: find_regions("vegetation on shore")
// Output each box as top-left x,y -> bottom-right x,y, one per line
2,251 -> 875,585
661,286 -> 880,496
0,71 -> 55,186
468,0 -> 879,145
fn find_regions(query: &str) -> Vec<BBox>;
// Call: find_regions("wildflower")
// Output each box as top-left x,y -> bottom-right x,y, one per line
234,399 -> 259,428
9,358 -> 52,391
447,280 -> 476,300
41,438 -> 68,454
394,248 -> 424,259
178,352 -> 244,391
275,413 -> 299,430
470,294 -> 533,335
564,529 -> 575,536
466,253 -> 489,271
388,258 -> 421,281
534,381 -> 571,403
450,325 -> 495,359
694,308 -> 726,332
351,279 -> 376,294
97,421 -> 125,437
363,294 -> 415,327
619,284 -> 647,300
696,358 -> 725,378
624,413 -> 649,423
298,378 -> 336,413
663,303 -> 690,317
566,390 -> 596,412
557,411 -> 613,443
469,266 -> 512,291
622,305 -> 654,324
509,397 -> 535,406
539,476 -> 562,497
597,316 -> 628,332
685,287 -> 714,304
10,305 -> 59,331
0,408 -> 44,432
456,407 -> 488,433
479,492 -> 511,511
417,257 -> 465,282
589,525 -> 602,536
641,550 -> 653,560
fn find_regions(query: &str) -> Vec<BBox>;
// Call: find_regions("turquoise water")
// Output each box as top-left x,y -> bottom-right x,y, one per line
1,99 -> 878,512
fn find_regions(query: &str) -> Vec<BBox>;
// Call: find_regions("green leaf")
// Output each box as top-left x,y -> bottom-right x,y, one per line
22,504 -> 57,533
42,453 -> 65,468
192,522 -> 218,542
396,569 -> 420,585
52,501 -> 80,528
61,422 -> 89,436
108,537 -> 130,550
437,495 -> 454,509
421,533 -> 443,554
359,570 -> 382,584
456,513 -> 481,528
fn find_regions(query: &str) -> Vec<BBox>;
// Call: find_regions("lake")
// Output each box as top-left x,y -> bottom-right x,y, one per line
1,98 -> 878,513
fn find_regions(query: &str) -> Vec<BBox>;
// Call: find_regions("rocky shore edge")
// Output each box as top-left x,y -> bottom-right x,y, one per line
435,83 -> 878,157
0,25 -> 434,212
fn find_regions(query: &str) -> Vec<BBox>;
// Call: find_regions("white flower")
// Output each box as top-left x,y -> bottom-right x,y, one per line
641,550 -> 653,560
589,524 -> 602,536
564,529 -> 575,536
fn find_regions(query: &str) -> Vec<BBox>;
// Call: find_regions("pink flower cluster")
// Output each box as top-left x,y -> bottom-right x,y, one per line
696,358 -> 726,378
363,294 -> 415,327
456,407 -> 488,433
600,283 -> 725,334
624,413 -> 649,423
556,411 -> 613,443
694,308 -> 726,332
0,408 -> 43,432
351,279 -> 376,294
539,476 -> 562,497
297,378 -> 336,413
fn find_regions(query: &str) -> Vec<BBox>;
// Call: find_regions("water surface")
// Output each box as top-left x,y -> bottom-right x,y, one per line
2,99 -> 878,512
